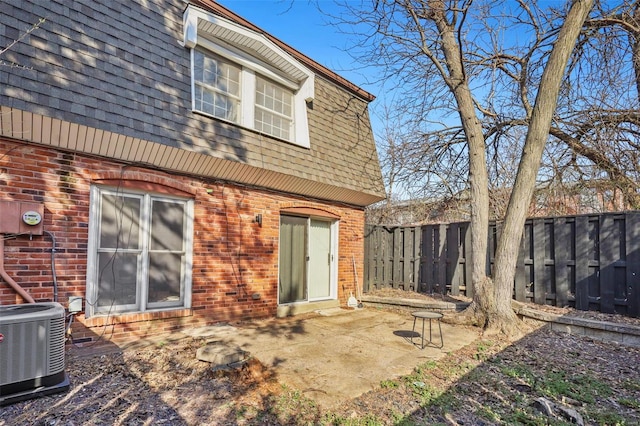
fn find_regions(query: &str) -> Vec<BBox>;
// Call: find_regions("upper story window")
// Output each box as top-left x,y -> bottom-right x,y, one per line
255,75 -> 293,140
193,49 -> 295,141
183,5 -> 314,148
194,51 -> 241,122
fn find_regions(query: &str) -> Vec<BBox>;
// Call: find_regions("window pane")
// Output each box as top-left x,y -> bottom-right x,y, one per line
97,252 -> 138,307
255,109 -> 290,140
100,194 -> 141,250
194,50 -> 240,122
256,77 -> 292,116
90,187 -> 192,316
148,253 -> 182,303
255,76 -> 293,140
279,215 -> 307,303
150,200 -> 185,251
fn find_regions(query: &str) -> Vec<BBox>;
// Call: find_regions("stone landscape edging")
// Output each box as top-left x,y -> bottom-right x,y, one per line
360,295 -> 469,312
361,295 -> 640,348
513,304 -> 640,348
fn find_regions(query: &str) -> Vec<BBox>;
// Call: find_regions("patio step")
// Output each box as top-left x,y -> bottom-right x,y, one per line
360,295 -> 469,312
276,299 -> 340,317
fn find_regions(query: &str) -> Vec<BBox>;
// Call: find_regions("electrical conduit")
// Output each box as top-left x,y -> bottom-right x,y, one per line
44,230 -> 58,302
0,236 -> 35,303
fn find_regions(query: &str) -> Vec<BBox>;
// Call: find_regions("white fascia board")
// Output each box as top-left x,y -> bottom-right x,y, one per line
182,5 -> 315,101
182,6 -> 199,48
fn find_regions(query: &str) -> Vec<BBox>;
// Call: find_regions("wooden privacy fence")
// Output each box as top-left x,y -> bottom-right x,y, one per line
364,212 -> 640,317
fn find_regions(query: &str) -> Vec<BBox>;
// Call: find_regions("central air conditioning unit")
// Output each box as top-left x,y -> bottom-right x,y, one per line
0,302 -> 70,406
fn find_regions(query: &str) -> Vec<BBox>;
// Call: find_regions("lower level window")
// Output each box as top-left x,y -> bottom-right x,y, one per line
86,186 -> 193,316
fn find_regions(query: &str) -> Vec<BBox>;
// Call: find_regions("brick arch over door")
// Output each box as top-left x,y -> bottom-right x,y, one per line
279,206 -> 341,219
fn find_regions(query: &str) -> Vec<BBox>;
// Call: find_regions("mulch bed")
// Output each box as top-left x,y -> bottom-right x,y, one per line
2,289 -> 639,425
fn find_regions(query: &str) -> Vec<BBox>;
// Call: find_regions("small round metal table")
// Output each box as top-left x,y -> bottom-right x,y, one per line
411,311 -> 444,349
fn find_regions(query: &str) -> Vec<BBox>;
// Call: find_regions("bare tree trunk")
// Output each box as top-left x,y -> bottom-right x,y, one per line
490,0 -> 594,335
429,0 -> 493,327
631,2 -> 640,102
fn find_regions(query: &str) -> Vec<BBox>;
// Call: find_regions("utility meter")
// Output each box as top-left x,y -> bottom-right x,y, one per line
22,211 -> 42,226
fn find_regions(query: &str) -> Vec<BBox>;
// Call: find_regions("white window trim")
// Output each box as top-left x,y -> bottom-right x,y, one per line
183,5 -> 313,148
85,185 -> 194,317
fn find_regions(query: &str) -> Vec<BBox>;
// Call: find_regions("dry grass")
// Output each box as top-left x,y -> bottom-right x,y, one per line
2,291 -> 639,425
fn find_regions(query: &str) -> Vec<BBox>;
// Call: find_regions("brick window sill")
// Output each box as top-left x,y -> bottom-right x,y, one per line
82,308 -> 193,327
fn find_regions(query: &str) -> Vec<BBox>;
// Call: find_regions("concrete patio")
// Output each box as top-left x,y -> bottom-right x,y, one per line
182,307 -> 480,409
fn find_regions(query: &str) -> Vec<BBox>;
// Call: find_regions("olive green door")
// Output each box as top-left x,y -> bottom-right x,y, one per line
279,216 -> 333,304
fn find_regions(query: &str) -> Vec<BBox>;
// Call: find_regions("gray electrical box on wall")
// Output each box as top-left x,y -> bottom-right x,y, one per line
0,201 -> 45,235
68,297 -> 83,314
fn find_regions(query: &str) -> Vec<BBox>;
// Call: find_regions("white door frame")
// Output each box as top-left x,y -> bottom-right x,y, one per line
278,214 -> 338,304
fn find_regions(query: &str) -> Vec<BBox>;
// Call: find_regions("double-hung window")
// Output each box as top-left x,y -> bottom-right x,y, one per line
86,186 -> 193,316
193,51 -> 241,123
183,5 -> 314,148
255,75 -> 293,140
193,49 -> 294,142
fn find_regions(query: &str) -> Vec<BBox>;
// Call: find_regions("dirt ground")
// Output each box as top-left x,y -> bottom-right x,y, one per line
1,291 -> 639,425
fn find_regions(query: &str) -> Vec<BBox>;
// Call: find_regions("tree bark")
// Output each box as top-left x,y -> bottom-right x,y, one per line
429,0 -> 493,327
631,2 -> 640,102
490,0 -> 594,335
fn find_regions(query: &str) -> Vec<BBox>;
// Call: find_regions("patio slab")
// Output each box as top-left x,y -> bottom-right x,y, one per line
184,307 -> 480,409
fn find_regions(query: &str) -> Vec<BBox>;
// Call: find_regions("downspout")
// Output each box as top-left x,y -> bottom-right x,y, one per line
0,236 -> 36,303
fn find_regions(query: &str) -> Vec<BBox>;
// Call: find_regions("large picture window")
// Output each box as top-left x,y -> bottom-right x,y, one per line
86,187 -> 193,316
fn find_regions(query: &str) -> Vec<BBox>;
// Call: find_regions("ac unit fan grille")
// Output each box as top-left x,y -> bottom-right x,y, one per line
48,317 -> 65,374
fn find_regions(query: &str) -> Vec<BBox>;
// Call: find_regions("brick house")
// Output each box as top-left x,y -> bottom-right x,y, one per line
0,0 -> 385,343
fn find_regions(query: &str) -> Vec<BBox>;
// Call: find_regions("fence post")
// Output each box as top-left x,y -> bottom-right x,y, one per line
391,228 -> 401,289
627,212 -> 640,317
402,227 -> 413,291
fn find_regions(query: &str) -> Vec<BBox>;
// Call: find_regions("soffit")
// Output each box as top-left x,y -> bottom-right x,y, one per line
188,0 -> 375,102
0,107 -> 385,207
186,6 -> 309,83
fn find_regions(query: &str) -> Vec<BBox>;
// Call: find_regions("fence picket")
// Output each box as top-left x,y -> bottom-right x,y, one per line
599,215 -> 618,313
554,217 -> 570,308
627,212 -> 640,317
514,225 -> 527,302
532,219 -> 546,305
463,223 -> 473,299
447,223 -> 460,295
574,216 -> 591,310
364,212 -> 640,317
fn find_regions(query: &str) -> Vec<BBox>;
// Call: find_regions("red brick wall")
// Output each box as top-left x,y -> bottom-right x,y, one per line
0,138 -> 366,343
